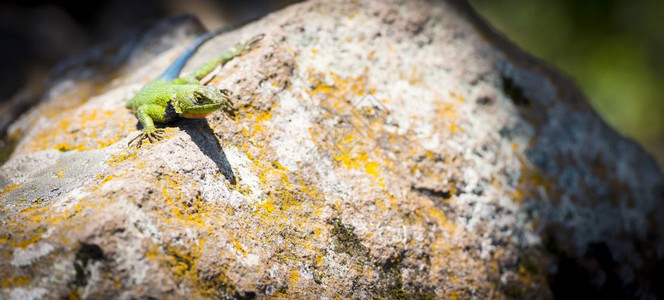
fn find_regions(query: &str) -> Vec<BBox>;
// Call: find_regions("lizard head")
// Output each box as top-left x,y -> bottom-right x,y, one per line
175,86 -> 233,118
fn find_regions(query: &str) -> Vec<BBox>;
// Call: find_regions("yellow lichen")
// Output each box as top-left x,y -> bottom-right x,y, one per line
374,198 -> 387,212
437,98 -> 462,134
1,276 -> 30,288
165,246 -> 197,280
449,291 -> 461,300
230,237 -> 247,256
0,184 -> 20,196
427,207 -> 456,232
7,229 -> 43,249
106,150 -> 139,166
22,108 -> 130,153
364,161 -> 380,177
511,156 -> 552,203
450,92 -> 465,103
232,112 -> 330,283
289,269 -> 300,287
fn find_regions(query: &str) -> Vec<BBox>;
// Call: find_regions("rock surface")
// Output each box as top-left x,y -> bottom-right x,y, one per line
1,0 -> 663,299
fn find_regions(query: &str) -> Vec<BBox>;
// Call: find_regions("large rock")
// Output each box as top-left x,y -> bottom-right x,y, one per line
1,0 -> 662,298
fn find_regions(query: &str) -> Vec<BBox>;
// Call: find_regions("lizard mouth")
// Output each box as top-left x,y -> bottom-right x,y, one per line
182,112 -> 213,119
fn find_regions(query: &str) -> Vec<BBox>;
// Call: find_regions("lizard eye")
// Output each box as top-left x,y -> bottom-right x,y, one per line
193,92 -> 204,103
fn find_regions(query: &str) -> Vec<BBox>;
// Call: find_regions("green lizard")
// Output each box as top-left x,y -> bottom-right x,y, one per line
126,28 -> 264,147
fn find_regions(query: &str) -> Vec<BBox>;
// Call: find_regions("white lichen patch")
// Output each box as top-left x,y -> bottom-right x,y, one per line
11,242 -> 54,267
224,145 -> 263,201
269,90 -> 317,171
8,287 -> 48,300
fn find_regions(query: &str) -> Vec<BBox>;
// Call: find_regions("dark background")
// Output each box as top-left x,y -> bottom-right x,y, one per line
0,0 -> 295,100
0,0 -> 662,166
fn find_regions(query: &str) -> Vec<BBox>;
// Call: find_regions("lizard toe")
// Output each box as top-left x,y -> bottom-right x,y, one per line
128,129 -> 166,148
128,133 -> 144,148
243,34 -> 265,52
146,129 -> 166,143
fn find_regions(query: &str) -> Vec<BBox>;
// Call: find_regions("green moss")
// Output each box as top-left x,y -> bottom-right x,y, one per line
376,252 -> 437,299
379,253 -> 408,299
417,292 -> 437,300
68,243 -> 106,296
386,268 -> 407,300
330,217 -> 366,257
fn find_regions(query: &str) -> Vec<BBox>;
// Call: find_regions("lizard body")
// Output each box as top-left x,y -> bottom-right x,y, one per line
126,27 -> 263,146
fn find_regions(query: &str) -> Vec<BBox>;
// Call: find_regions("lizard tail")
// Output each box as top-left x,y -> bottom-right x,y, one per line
157,16 -> 262,81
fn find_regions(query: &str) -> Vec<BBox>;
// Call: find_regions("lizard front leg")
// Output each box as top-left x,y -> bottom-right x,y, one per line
128,104 -> 167,147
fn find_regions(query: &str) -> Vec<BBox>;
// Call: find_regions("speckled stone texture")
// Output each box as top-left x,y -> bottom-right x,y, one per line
1,0 -> 663,299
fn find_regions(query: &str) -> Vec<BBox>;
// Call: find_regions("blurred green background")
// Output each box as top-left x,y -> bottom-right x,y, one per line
469,0 -> 664,168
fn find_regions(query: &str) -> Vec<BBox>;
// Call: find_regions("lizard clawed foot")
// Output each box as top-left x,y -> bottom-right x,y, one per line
218,89 -> 237,117
128,128 -> 166,148
240,34 -> 265,53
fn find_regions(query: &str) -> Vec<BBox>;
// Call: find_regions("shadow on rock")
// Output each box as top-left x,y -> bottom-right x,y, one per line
176,118 -> 236,185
